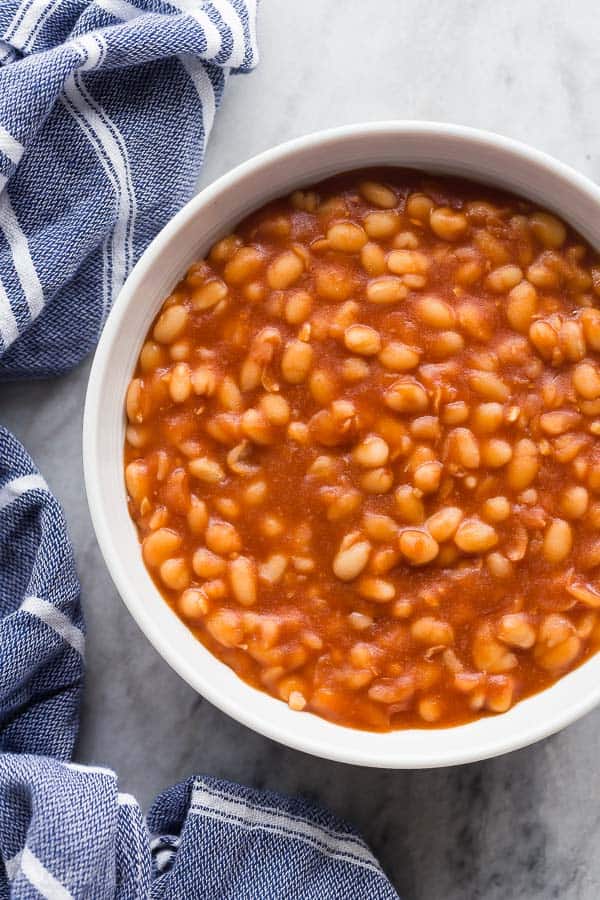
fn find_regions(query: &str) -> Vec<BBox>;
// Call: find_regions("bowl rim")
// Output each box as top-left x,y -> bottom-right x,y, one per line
83,120 -> 600,768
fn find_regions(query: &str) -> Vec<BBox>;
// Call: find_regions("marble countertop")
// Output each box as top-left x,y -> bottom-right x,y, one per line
2,2 -> 600,897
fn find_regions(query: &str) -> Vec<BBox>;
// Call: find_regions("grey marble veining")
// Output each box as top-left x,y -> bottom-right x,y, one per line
2,2 -> 600,897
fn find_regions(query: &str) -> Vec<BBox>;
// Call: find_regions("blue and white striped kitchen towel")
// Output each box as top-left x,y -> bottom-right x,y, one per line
0,0 -> 257,378
0,2 -> 400,897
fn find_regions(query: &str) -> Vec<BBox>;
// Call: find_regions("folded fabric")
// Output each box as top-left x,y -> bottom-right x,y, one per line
0,0 -> 258,378
0,757 -> 399,898
0,427 -> 83,760
0,2 -> 400,897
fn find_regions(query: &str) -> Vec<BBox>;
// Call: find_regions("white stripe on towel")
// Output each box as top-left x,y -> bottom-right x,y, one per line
6,0 -> 61,52
179,54 -> 217,136
59,80 -> 118,325
191,783 -> 382,876
187,8 -> 223,59
0,41 -> 15,65
0,272 -> 19,347
0,125 -> 24,166
61,72 -> 135,315
4,0 -> 39,44
0,193 -> 44,320
0,473 -> 47,511
192,803 -> 383,878
211,0 -> 246,67
154,848 -> 176,872
72,32 -> 107,71
73,71 -> 135,305
236,0 -> 257,62
21,846 -> 74,900
64,762 -> 114,778
21,596 -> 85,657
95,0 -> 143,21
5,850 -> 23,881
194,780 -> 369,850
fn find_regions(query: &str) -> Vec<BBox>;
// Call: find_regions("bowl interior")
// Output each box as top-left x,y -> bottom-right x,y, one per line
84,122 -> 600,767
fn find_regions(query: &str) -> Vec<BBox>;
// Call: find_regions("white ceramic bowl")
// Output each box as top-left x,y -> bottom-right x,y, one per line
83,121 -> 600,768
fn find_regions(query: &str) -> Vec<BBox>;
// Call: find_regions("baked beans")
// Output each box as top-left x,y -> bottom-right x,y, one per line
124,170 -> 600,731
